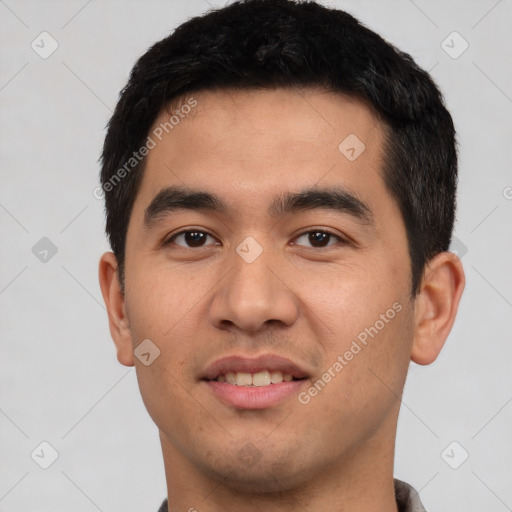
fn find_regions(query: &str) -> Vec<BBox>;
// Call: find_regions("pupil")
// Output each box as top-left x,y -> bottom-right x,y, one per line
310,231 -> 329,247
186,231 -> 205,247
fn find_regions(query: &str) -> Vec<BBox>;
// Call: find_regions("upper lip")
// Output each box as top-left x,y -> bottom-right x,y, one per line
202,354 -> 310,380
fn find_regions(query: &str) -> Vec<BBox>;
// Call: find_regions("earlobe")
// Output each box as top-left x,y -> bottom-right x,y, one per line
411,252 -> 465,365
98,252 -> 135,367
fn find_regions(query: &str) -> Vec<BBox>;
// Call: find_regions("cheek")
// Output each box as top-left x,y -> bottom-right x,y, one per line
124,258 -> 214,344
292,258 -> 406,336
304,306 -> 414,444
124,266 -> 206,433
295,260 -> 413,396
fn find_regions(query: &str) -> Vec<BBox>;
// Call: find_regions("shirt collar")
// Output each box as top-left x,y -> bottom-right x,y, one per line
394,479 -> 428,512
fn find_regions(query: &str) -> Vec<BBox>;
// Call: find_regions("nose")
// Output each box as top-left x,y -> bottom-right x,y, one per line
209,238 -> 299,334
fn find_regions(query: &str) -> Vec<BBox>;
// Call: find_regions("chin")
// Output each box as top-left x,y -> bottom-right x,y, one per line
205,464 -> 306,495
198,445 -> 318,495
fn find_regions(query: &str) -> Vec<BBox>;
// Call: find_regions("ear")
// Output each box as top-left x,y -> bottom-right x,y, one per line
411,251 -> 465,365
98,252 -> 134,367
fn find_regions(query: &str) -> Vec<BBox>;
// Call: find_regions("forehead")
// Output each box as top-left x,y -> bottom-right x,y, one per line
132,87 -> 390,223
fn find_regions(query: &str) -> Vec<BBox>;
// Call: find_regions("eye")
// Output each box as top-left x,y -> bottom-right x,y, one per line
165,230 -> 219,248
292,230 -> 345,248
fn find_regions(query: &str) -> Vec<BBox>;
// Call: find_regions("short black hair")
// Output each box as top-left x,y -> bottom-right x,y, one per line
100,0 -> 458,296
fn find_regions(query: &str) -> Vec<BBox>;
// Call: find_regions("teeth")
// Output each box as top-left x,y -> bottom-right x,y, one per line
235,372 -> 252,386
270,371 -> 283,384
253,371 -> 271,387
216,370 -> 295,386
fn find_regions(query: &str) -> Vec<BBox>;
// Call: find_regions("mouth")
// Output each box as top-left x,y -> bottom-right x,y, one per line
201,354 -> 310,409
209,370 -> 305,387
201,353 -> 310,384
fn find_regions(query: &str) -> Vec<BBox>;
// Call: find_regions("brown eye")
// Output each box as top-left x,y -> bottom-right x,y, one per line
293,230 -> 344,248
308,231 -> 330,247
167,230 -> 217,248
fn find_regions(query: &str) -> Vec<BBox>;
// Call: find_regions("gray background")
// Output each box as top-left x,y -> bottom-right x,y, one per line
1,0 -> 511,510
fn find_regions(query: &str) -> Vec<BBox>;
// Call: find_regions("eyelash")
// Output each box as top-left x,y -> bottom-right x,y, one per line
293,230 -> 346,248
163,229 -> 347,249
163,231 -> 218,249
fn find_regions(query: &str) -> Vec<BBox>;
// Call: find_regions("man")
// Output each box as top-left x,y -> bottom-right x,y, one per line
98,1 -> 465,510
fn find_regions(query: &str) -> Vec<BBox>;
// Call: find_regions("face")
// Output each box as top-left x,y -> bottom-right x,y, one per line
119,87 -> 416,491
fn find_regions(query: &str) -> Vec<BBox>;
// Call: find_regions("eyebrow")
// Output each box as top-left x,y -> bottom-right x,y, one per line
270,187 -> 373,225
144,186 -> 230,228
143,185 -> 374,228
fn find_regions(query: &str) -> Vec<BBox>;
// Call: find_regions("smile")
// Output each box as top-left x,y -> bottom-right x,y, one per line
201,353 -> 310,409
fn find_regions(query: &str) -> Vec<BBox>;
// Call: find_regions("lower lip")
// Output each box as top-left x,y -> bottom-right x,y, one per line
204,380 -> 306,409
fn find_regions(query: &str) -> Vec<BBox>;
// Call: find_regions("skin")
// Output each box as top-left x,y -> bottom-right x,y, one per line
99,87 -> 465,511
